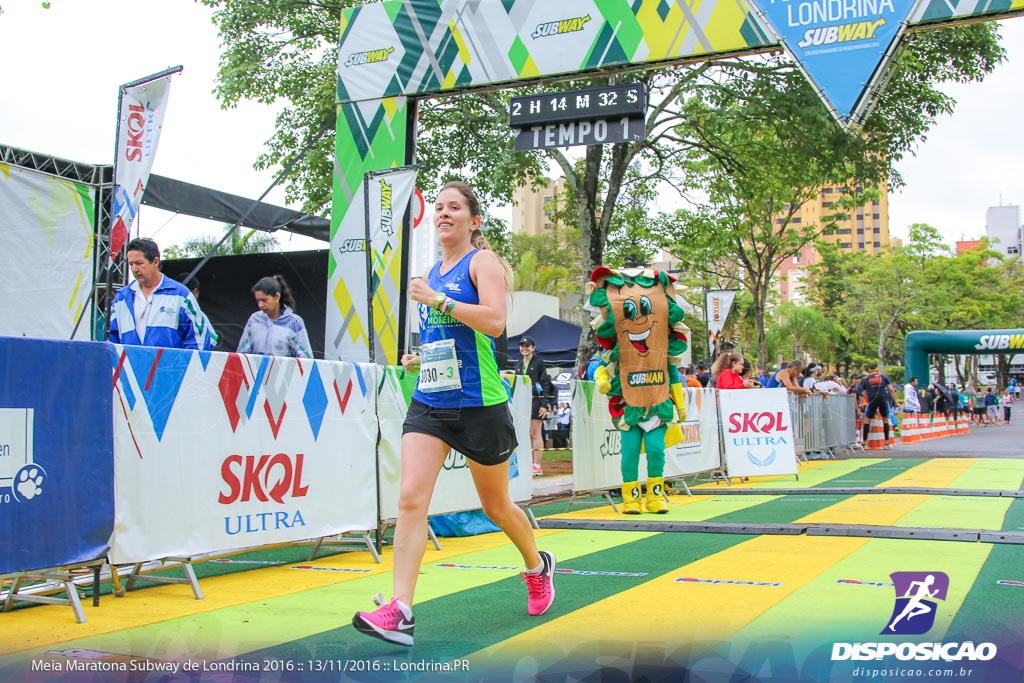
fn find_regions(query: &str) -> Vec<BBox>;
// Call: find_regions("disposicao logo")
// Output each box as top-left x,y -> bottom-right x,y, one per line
883,571 -> 948,636
831,571 -> 998,663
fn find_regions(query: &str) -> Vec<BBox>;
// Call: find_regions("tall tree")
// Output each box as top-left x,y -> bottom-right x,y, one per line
771,302 -> 844,364
413,68 -> 724,367
805,227 -> 1024,377
201,0 -> 358,214
658,24 -> 1003,371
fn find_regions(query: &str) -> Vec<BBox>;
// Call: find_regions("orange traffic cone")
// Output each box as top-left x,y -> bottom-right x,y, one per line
866,417 -> 887,451
901,414 -> 919,444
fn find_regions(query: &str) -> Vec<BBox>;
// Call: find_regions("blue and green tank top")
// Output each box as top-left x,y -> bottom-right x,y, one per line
412,249 -> 508,408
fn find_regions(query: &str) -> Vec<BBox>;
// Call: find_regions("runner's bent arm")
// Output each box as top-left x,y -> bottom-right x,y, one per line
407,250 -> 506,338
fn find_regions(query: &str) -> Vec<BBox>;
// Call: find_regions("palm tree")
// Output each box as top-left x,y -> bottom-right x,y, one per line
772,302 -> 842,363
175,224 -> 279,258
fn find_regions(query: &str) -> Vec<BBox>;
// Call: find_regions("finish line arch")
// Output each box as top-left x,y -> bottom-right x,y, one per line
328,0 -> 1024,364
905,329 -> 1024,385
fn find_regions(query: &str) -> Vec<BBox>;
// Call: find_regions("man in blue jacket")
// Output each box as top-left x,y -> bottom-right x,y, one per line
108,238 -> 218,350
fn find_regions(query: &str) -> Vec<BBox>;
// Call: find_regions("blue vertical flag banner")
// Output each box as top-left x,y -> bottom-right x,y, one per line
0,338 -> 115,574
752,0 -> 918,129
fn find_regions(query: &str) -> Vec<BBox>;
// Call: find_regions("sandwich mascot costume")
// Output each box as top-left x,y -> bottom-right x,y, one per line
586,267 -> 688,514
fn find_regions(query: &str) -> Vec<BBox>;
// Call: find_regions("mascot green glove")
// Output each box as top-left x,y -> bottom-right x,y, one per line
586,267 -> 688,514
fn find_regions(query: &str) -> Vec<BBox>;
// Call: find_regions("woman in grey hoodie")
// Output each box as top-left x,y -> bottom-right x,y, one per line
237,275 -> 313,358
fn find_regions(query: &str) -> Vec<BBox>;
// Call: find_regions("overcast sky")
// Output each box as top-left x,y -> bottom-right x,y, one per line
1,1 -> 1022,251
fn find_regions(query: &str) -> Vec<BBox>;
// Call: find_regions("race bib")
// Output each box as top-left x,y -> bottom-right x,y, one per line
418,338 -> 461,393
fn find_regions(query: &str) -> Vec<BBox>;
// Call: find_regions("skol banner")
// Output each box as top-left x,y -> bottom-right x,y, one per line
110,69 -> 179,259
365,167 -> 417,365
376,367 -> 532,521
109,346 -> 378,563
718,387 -> 799,479
571,382 -> 721,492
705,289 -> 737,357
0,337 -> 114,574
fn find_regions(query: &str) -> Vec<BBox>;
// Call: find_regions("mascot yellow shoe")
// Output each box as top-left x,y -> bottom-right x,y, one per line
645,477 -> 668,514
621,481 -> 642,514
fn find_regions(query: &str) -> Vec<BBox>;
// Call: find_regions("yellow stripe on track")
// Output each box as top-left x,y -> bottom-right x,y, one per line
470,534 -> 870,663
467,458 -> 1015,663
544,460 -> 882,523
735,538 -> 994,647
0,527 -> 648,662
545,494 -> 783,522
876,457 -> 979,488
796,457 -> 977,526
691,458 -> 886,490
0,532 -> 553,657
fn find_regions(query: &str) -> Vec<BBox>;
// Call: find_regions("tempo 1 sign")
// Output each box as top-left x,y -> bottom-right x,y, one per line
509,82 -> 647,150
514,116 -> 645,151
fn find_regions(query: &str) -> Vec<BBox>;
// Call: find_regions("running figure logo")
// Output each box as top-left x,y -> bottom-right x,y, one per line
883,571 -> 949,635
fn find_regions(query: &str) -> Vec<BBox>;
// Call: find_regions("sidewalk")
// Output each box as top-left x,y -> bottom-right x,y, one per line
877,414 -> 1023,458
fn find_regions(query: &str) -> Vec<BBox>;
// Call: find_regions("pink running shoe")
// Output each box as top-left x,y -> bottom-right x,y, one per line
522,550 -> 556,616
352,593 -> 415,646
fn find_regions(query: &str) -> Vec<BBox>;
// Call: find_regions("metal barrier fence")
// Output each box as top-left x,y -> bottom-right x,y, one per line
788,393 -> 858,457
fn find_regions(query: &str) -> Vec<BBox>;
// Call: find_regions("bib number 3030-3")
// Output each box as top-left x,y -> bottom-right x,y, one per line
418,338 -> 461,393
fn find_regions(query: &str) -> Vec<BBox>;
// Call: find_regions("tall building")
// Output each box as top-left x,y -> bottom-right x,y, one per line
985,204 -> 1023,261
776,182 -> 891,303
510,177 -> 567,236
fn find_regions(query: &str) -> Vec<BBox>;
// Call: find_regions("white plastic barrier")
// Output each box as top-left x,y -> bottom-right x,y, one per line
666,388 -> 722,477
375,368 -> 533,521
718,388 -> 799,478
571,383 -> 721,492
110,346 -> 379,563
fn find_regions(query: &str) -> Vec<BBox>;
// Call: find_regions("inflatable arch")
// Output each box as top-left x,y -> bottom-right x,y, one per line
905,329 -> 1024,385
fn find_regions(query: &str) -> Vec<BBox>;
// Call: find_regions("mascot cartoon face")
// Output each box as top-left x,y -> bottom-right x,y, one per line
587,267 -> 688,409
606,282 -> 668,360
606,280 -> 670,406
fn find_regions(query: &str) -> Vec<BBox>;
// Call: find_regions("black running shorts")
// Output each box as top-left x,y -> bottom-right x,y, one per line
403,399 -> 518,466
864,397 -> 889,419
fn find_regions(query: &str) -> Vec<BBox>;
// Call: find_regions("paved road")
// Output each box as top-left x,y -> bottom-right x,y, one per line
853,412 -> 1023,459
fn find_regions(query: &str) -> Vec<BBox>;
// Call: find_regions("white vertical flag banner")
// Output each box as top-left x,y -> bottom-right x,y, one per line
110,68 -> 181,259
364,167 -> 418,364
705,289 -> 737,356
